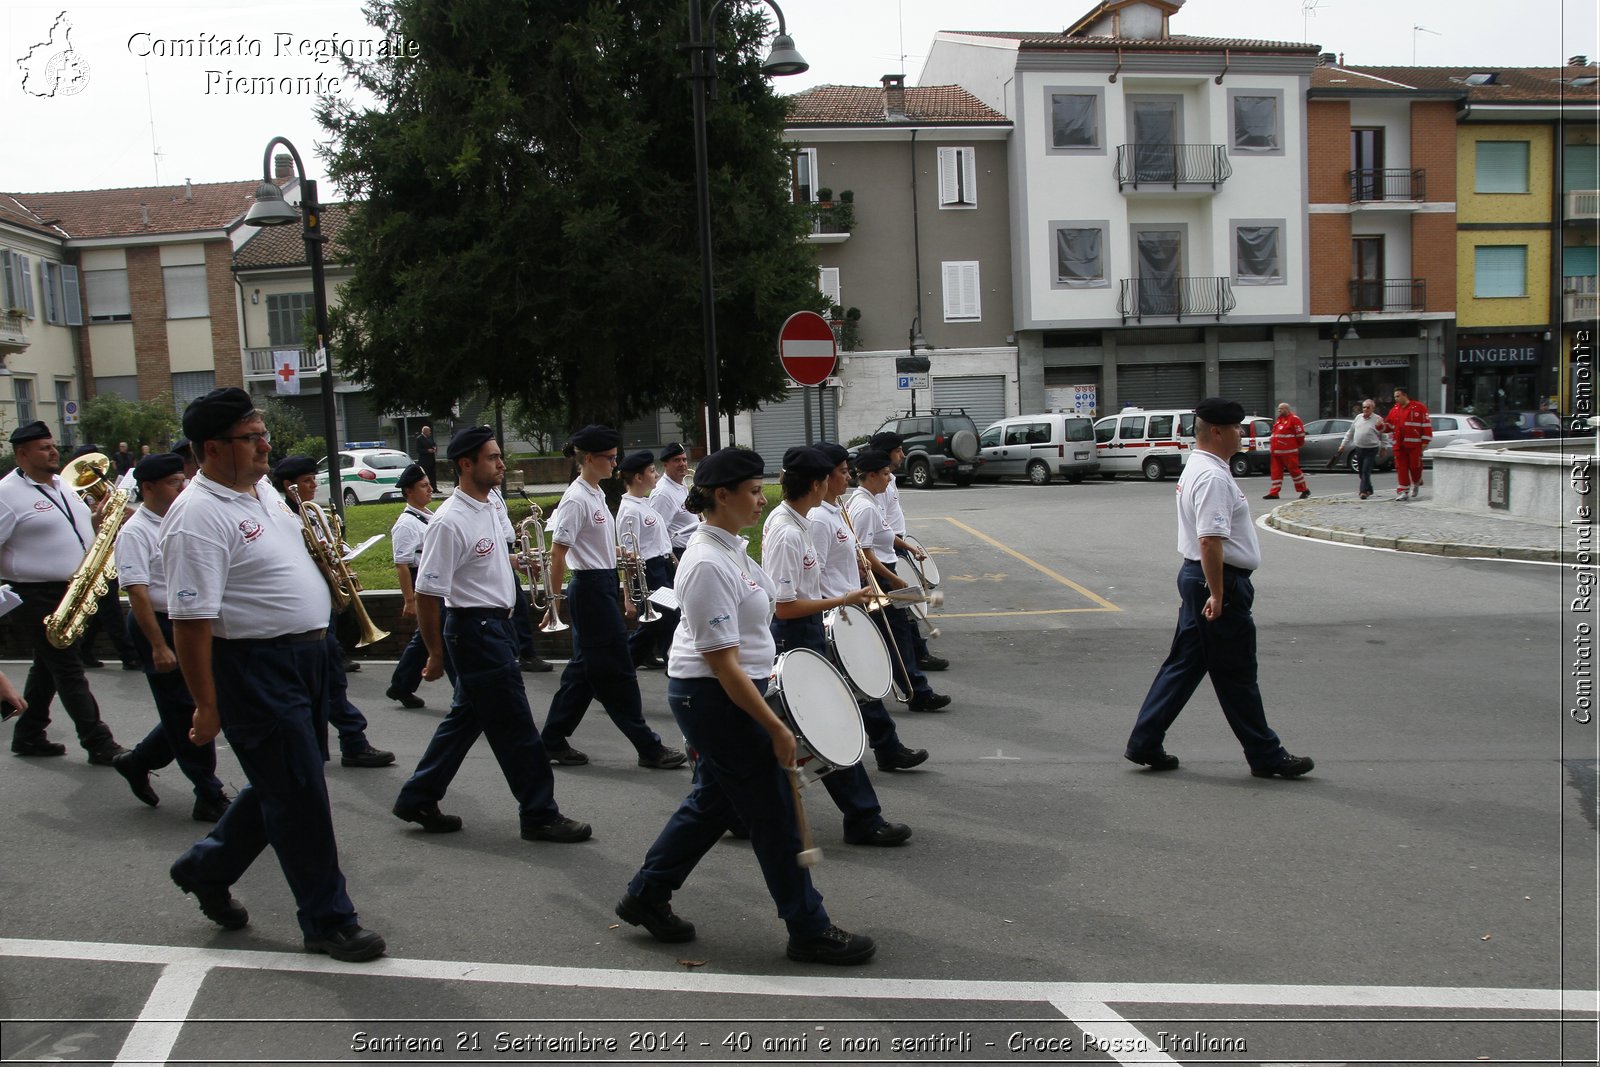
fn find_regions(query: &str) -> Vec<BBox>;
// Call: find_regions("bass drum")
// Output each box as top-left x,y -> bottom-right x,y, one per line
823,603 -> 893,701
764,647 -> 866,784
903,535 -> 939,588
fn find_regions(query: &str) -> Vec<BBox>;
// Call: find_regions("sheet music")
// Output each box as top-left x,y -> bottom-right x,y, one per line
648,586 -> 681,611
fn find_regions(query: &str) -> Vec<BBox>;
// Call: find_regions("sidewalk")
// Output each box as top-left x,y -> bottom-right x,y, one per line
1265,492 -> 1589,565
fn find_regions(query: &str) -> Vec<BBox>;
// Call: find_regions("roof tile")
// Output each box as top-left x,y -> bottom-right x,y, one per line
2,179 -> 266,240
786,84 -> 1009,126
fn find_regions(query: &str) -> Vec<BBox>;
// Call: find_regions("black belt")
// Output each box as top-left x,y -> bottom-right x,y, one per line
451,606 -> 513,620
1183,559 -> 1254,578
216,627 -> 327,647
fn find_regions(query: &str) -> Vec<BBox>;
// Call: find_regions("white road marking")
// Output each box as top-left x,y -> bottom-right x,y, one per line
113,962 -> 210,1067
1050,998 -> 1182,1065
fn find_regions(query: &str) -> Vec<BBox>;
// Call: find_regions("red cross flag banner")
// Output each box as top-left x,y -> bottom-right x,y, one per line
274,350 -> 301,395
778,310 -> 837,388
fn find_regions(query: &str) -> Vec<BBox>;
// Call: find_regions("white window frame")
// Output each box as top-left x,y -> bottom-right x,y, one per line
1475,141 -> 1530,194
163,264 -> 209,319
941,261 -> 981,322
937,146 -> 978,208
85,268 -> 132,322
1474,245 -> 1528,298
817,266 -> 841,314
790,147 -> 820,203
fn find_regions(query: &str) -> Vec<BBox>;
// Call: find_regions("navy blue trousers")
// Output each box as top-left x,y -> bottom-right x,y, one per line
389,625 -> 427,696
395,611 -> 561,824
173,633 -> 357,939
542,570 -> 660,755
770,616 -> 885,837
8,581 -> 114,753
124,612 -> 225,802
627,675 -> 830,937
1125,560 -> 1289,768
878,564 -> 931,698
323,621 -> 371,756
627,555 -> 679,665
897,549 -> 932,661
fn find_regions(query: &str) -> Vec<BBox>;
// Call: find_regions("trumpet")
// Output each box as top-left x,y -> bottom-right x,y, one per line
518,505 -> 568,632
285,486 -> 389,647
617,515 -> 660,624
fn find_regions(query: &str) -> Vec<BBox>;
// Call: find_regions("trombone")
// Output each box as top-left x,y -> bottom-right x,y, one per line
617,514 -> 660,624
518,504 -> 568,632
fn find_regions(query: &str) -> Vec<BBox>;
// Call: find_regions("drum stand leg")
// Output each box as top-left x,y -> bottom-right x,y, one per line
786,768 -> 823,868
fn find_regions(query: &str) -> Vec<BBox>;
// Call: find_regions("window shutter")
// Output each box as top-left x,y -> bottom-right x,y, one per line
1475,142 -> 1529,193
1474,246 -> 1527,298
40,262 -> 58,323
163,264 -> 209,319
942,261 -> 981,321
17,255 -> 34,316
937,147 -> 977,207
86,269 -> 132,320
818,267 -> 841,312
61,265 -> 82,325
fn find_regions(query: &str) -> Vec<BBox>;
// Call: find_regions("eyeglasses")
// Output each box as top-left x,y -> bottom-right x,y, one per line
597,452 -> 619,464
220,431 -> 271,446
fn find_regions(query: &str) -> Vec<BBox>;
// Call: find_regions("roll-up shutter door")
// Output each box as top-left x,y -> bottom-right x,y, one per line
1218,361 -> 1271,417
1116,363 -> 1203,410
749,387 -> 839,469
931,374 -> 1005,430
341,392 -> 385,446
1044,367 -> 1102,414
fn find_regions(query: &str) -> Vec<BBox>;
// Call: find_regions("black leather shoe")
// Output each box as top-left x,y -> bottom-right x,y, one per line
520,655 -> 554,673
1299,489 -> 1312,500
113,751 -> 159,807
615,893 -> 696,943
1125,749 -> 1180,771
80,655 -> 106,669
917,655 -> 949,671
392,801 -> 463,834
87,744 -> 127,767
521,815 -> 592,843
343,659 -> 362,673
1250,753 -> 1315,779
192,793 -> 232,823
638,746 -> 688,770
121,659 -> 141,671
546,745 -> 590,766
170,862 -> 249,930
907,692 -> 951,712
786,925 -> 876,965
845,822 -> 912,847
385,687 -> 425,709
876,748 -> 930,772
633,655 -> 667,671
304,924 -> 386,962
11,738 -> 67,758
340,746 -> 395,768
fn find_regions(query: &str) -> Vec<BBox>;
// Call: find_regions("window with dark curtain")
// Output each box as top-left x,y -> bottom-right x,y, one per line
1233,96 -> 1278,149
1236,226 -> 1281,281
1051,94 -> 1097,147
1056,228 -> 1103,283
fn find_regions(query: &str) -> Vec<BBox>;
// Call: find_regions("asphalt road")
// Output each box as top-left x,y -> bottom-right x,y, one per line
2,471 -> 1594,1065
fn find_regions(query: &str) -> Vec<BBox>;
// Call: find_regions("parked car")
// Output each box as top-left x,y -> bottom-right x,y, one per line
851,410 -> 983,488
1298,418 -> 1395,472
1490,410 -> 1565,440
976,413 -> 1099,484
1235,416 -> 1274,476
1421,413 -> 1493,464
316,447 -> 415,506
1090,407 -> 1262,480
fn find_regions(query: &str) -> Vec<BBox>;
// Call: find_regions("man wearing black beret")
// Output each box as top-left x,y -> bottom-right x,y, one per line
1123,397 -> 1314,780
649,441 -> 697,560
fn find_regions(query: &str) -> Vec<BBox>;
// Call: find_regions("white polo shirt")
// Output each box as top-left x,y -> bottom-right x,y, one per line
389,504 -> 432,571
668,523 -> 776,682
0,468 -> 96,583
415,488 -> 517,610
807,500 -> 859,599
882,477 -> 907,536
1176,449 -> 1262,572
617,493 -> 672,559
550,477 -> 617,571
160,471 -> 331,639
648,474 -> 697,550
845,487 -> 897,565
114,505 -> 169,606
761,501 -> 821,604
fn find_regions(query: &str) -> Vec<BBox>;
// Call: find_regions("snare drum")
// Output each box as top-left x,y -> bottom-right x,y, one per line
823,604 -> 893,701
904,535 -> 940,588
765,647 -> 865,784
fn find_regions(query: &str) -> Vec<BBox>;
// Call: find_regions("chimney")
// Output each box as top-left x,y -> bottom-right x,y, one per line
881,73 -> 907,120
139,204 -> 150,228
274,153 -> 295,180
1319,52 -> 1337,66
1570,55 -> 1590,67
184,178 -> 192,200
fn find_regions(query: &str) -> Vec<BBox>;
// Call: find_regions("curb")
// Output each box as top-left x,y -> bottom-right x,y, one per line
1264,499 -> 1570,565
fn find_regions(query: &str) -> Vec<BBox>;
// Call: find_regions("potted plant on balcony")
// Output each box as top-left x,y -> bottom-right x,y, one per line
830,190 -> 855,234
815,187 -> 834,210
837,306 -> 862,352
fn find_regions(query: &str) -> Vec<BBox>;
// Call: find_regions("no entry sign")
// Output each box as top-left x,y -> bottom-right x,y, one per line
778,310 -> 837,388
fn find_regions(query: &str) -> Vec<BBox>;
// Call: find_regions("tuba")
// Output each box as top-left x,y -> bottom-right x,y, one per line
285,486 -> 389,647
45,454 -> 131,649
519,504 -> 568,632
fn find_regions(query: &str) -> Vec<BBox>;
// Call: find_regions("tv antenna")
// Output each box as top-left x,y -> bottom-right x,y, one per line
1413,25 -> 1442,64
1301,0 -> 1322,44
143,58 -> 164,185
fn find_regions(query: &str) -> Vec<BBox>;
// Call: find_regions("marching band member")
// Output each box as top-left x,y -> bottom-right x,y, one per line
163,387 -> 384,962
0,420 -> 124,762
109,452 -> 231,821
615,447 -> 876,965
270,456 -> 395,769
648,441 -> 697,561
848,450 -> 951,712
391,426 -> 591,843
867,431 -> 948,673
385,463 -> 433,708
539,425 -> 686,770
617,450 -> 678,669
809,442 -> 930,772
764,445 -> 911,846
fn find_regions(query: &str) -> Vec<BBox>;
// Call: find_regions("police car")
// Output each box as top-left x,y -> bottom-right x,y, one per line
315,446 -> 414,506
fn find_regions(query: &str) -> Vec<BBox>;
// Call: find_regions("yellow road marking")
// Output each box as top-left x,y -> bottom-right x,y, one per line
933,516 -> 1122,612
933,607 -> 1119,618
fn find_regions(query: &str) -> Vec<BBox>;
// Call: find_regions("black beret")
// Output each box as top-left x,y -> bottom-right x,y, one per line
8,420 -> 51,445
271,455 -> 318,485
1194,397 -> 1246,425
395,463 -> 428,490
815,441 -> 850,466
133,452 -> 185,484
659,441 -> 686,461
568,424 -> 621,453
171,438 -> 193,459
782,445 -> 833,477
69,443 -> 99,460
618,450 -> 655,474
693,447 -> 764,488
447,425 -> 495,461
868,431 -> 904,452
854,448 -> 893,473
182,387 -> 256,443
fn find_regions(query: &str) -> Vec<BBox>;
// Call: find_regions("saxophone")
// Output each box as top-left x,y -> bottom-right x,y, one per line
45,453 -> 130,649
285,486 -> 390,647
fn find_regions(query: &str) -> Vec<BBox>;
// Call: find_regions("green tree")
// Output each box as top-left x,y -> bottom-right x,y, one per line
253,395 -> 326,465
318,0 -> 823,431
77,393 -> 180,454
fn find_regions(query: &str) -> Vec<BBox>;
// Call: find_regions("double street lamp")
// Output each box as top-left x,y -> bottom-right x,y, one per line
688,0 -> 807,452
243,136 -> 344,522
1330,312 -> 1360,419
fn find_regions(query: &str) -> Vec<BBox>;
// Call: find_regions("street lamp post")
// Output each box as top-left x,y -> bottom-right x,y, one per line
1330,312 -> 1359,419
243,137 -> 344,523
900,317 -> 930,416
687,0 -> 807,452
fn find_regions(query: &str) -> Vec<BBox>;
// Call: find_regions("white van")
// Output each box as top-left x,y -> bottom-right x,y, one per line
977,414 -> 1099,484
1092,408 -> 1197,480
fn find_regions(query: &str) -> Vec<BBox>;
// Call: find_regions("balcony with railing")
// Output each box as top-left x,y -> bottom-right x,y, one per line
1349,278 -> 1427,313
243,345 -> 321,383
805,193 -> 854,244
1566,276 -> 1599,321
1566,189 -> 1600,220
1114,144 -> 1232,192
0,312 -> 29,350
1117,277 -> 1236,324
1348,168 -> 1426,204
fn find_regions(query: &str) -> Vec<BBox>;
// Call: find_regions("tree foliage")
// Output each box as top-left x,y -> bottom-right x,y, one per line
319,0 -> 824,439
77,394 -> 180,453
253,395 -> 326,466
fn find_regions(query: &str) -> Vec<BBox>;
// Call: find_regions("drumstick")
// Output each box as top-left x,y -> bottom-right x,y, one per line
786,767 -> 822,868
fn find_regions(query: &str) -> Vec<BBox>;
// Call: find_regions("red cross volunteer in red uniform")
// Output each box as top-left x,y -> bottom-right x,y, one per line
1385,387 -> 1433,500
1262,403 -> 1309,500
